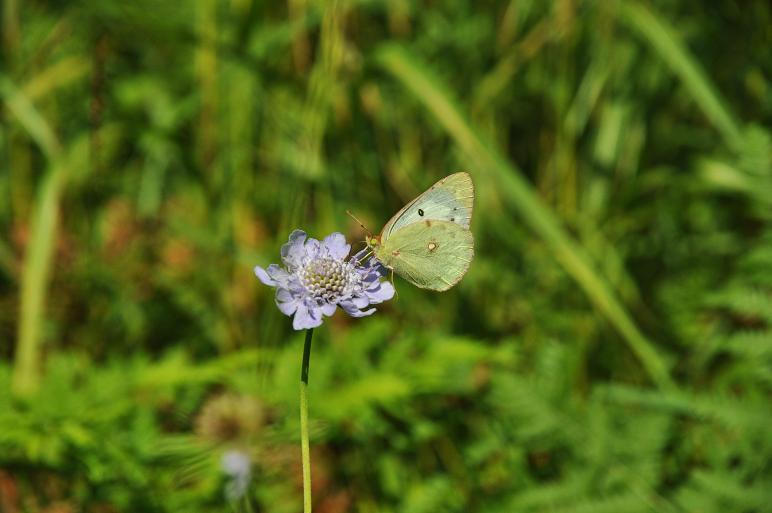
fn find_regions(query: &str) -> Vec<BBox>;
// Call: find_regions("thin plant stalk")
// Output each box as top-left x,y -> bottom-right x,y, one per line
300,328 -> 314,512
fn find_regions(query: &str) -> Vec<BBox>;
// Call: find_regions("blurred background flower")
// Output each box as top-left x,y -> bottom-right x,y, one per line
220,449 -> 252,502
195,393 -> 266,446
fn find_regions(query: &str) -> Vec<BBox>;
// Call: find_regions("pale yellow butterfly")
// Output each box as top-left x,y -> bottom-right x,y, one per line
367,172 -> 474,291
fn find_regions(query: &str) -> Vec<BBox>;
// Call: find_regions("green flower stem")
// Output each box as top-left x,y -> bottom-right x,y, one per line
300,328 -> 314,513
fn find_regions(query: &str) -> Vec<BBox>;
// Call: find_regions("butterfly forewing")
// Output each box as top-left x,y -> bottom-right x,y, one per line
381,172 -> 474,241
375,221 -> 474,291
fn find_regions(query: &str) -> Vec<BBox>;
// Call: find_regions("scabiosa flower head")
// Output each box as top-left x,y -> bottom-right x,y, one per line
255,230 -> 394,330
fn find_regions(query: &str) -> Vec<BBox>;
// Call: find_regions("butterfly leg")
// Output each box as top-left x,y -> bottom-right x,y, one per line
358,249 -> 374,264
390,268 -> 399,299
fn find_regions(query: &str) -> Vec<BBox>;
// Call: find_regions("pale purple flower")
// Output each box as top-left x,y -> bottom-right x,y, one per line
255,230 -> 395,330
221,449 -> 251,501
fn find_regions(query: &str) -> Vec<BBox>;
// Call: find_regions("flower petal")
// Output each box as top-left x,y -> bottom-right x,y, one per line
292,303 -> 324,330
339,299 -> 376,318
254,265 -> 276,286
366,281 -> 395,303
304,237 -> 321,260
360,271 -> 379,284
287,279 -> 306,296
322,232 -> 350,260
276,288 -> 299,316
281,230 -> 307,267
267,264 -> 293,287
320,302 -> 337,317
351,295 -> 370,309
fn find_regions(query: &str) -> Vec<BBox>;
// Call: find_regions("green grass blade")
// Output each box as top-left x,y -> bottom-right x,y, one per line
376,44 -> 675,391
617,1 -> 743,151
0,76 -> 61,159
23,55 -> 90,101
12,164 -> 68,396
0,77 -> 67,396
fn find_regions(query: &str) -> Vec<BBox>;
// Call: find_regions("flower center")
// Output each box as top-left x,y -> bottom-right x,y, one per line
299,257 -> 354,302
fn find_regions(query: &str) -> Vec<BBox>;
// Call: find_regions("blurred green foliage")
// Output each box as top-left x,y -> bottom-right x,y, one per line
1,0 -> 771,512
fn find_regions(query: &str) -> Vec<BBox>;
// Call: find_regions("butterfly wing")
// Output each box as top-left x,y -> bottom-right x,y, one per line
374,220 -> 474,291
381,172 -> 474,241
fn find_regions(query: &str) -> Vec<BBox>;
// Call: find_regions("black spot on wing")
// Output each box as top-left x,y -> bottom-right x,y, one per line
418,208 -> 424,216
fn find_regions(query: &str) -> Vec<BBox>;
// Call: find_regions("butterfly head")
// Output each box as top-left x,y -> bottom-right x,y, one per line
366,235 -> 381,249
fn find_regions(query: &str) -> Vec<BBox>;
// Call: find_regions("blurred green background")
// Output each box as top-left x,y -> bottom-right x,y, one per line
1,0 -> 771,512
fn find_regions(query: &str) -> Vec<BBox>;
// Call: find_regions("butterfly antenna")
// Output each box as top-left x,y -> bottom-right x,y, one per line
346,210 -> 372,238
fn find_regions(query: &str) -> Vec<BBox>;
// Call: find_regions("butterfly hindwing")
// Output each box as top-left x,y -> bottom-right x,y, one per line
375,220 -> 474,291
382,172 -> 474,240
